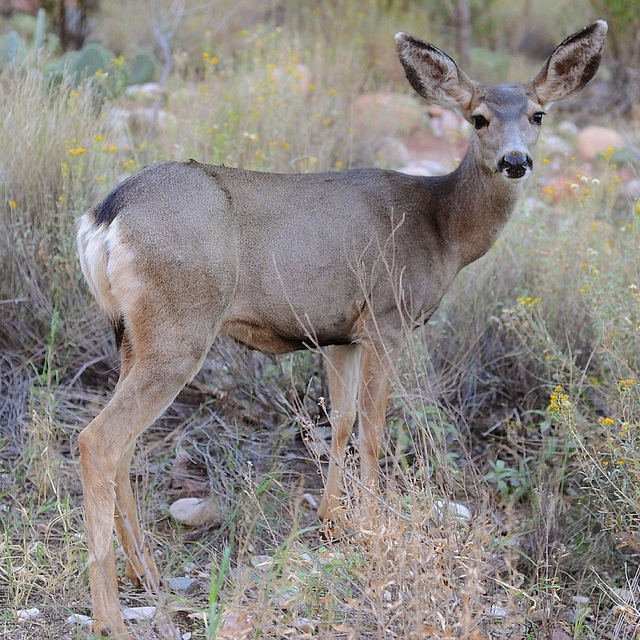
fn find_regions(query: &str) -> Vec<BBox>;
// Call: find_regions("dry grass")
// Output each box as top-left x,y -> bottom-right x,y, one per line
1,1 -> 640,639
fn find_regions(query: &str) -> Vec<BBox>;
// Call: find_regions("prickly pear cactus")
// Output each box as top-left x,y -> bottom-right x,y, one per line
126,51 -> 157,85
65,43 -> 114,84
1,31 -> 27,68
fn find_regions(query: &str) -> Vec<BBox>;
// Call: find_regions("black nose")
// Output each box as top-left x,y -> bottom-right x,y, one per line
498,153 -> 532,179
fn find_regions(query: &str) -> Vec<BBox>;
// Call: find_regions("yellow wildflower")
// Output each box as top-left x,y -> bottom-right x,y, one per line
618,378 -> 637,391
548,385 -> 572,415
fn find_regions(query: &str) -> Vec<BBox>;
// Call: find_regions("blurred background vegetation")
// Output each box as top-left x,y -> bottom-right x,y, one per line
1,1 -> 640,639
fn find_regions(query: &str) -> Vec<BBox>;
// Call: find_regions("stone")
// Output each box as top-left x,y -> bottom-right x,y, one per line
169,497 -> 219,527
121,606 -> 156,621
354,92 -> 423,136
17,608 -> 41,622
66,614 -> 92,627
432,498 -> 471,522
575,125 -> 625,162
167,576 -> 199,595
217,610 -> 254,640
541,133 -> 572,157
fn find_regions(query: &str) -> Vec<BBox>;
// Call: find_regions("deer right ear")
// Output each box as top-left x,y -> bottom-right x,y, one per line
395,33 -> 475,112
531,20 -> 608,106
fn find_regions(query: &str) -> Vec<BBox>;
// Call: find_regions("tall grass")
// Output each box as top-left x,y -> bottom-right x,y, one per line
1,2 -> 639,638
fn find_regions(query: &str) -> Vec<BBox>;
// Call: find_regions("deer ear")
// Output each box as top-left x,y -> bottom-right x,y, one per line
531,20 -> 608,106
395,33 -> 476,112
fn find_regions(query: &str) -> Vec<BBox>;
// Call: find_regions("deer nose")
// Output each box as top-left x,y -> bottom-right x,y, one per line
498,153 -> 532,179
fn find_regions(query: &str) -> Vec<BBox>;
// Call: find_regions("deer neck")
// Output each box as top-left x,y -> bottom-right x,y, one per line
438,136 -> 524,268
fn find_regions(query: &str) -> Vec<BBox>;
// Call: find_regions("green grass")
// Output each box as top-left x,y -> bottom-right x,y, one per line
1,1 -> 639,638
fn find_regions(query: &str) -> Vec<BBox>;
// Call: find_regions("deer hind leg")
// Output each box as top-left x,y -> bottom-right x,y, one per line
113,441 -> 159,590
79,322 -> 214,638
318,344 -> 362,522
105,332 -> 160,591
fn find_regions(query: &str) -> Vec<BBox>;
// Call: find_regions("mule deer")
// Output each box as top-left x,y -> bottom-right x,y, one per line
77,21 -> 607,637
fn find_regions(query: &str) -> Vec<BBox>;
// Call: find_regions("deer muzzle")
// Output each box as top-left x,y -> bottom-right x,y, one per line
498,153 -> 533,179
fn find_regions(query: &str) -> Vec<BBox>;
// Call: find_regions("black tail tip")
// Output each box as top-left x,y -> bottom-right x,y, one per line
112,317 -> 126,350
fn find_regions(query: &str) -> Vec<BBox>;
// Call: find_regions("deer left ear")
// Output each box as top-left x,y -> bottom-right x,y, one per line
395,32 -> 476,112
531,20 -> 608,106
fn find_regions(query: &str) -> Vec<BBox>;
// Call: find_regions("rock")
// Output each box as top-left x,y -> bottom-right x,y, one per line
250,555 -> 274,571
432,498 -> 471,522
296,617 -> 316,634
541,176 -> 577,203
398,160 -> 448,176
107,106 -> 177,139
66,614 -> 92,627
124,82 -> 166,102
354,92 -> 423,136
16,608 -> 41,622
557,120 -> 579,137
575,125 -> 625,162
275,585 -> 301,609
169,497 -> 219,527
619,178 -> 640,199
167,576 -> 199,595
302,492 -> 318,509
217,610 -> 254,640
428,106 -> 468,138
541,133 -> 572,157
122,606 -> 156,621
367,136 -> 411,168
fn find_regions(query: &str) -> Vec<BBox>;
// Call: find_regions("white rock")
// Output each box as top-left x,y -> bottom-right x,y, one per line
296,617 -> 317,634
432,498 -> 471,522
125,82 -> 166,101
122,606 -> 156,621
541,133 -> 572,156
66,614 -> 92,627
169,497 -> 218,527
557,120 -> 579,137
620,178 -> 640,199
302,492 -> 318,509
398,160 -> 448,176
17,608 -> 41,622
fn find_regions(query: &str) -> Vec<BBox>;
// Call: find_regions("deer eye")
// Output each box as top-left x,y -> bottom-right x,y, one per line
531,112 -> 545,125
471,114 -> 489,130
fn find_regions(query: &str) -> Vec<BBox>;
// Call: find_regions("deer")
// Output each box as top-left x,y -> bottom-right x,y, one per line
76,21 -> 607,638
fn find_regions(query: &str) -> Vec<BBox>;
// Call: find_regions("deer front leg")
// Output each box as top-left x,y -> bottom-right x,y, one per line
357,341 -> 394,527
318,344 -> 361,522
